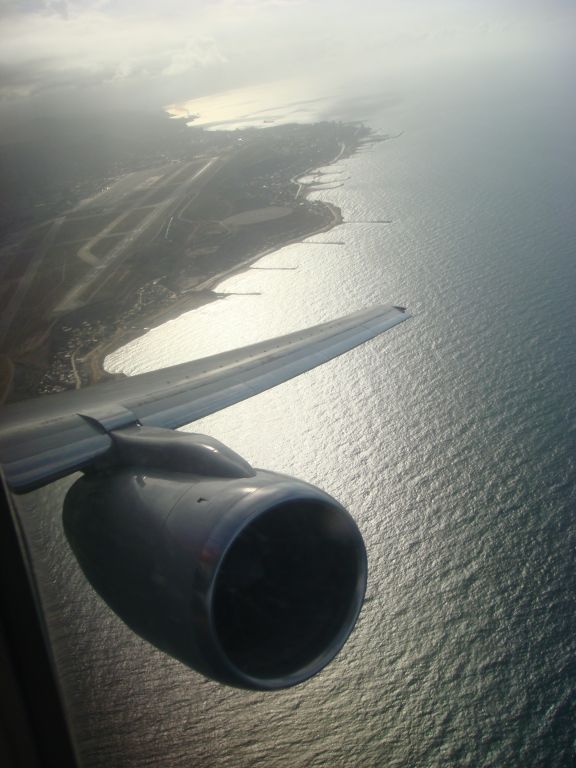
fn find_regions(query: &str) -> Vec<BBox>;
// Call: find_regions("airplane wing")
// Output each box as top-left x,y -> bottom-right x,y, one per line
0,304 -> 409,493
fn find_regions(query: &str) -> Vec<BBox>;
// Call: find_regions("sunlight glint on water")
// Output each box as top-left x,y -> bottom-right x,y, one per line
104,50 -> 576,768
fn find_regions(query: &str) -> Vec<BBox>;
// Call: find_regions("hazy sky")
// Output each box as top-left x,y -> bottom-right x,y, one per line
0,1 -> 573,121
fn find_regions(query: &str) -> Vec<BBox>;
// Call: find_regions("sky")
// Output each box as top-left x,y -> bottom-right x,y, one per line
0,0 -> 573,125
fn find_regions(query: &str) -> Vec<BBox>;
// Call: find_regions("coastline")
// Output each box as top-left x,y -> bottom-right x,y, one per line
2,121 -> 372,402
91,201 -> 343,382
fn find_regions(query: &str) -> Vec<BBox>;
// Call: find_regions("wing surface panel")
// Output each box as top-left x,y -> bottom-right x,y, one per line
0,305 -> 409,492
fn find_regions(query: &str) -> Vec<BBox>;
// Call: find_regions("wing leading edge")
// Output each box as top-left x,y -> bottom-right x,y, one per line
0,305 -> 409,493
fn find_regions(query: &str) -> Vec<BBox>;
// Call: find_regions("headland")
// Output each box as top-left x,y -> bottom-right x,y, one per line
0,120 -> 377,403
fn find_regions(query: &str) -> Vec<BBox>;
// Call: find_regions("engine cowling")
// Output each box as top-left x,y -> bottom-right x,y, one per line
63,428 -> 367,690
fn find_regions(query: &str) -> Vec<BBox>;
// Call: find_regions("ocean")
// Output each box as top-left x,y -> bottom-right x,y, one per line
17,20 -> 576,768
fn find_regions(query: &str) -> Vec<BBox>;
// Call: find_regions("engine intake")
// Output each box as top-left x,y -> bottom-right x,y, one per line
63,428 -> 367,690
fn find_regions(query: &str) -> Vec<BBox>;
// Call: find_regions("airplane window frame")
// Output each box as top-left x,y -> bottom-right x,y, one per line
0,476 -> 77,768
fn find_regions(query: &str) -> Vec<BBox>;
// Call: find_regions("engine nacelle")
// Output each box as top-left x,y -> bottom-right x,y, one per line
63,428 -> 367,690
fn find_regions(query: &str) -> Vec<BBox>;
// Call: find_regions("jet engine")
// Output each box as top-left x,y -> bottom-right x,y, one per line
63,426 -> 367,690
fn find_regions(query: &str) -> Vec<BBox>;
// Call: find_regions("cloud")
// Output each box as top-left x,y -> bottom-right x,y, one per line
0,6 -> 227,103
0,0 -> 572,112
0,1 -> 100,18
160,38 -> 227,77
